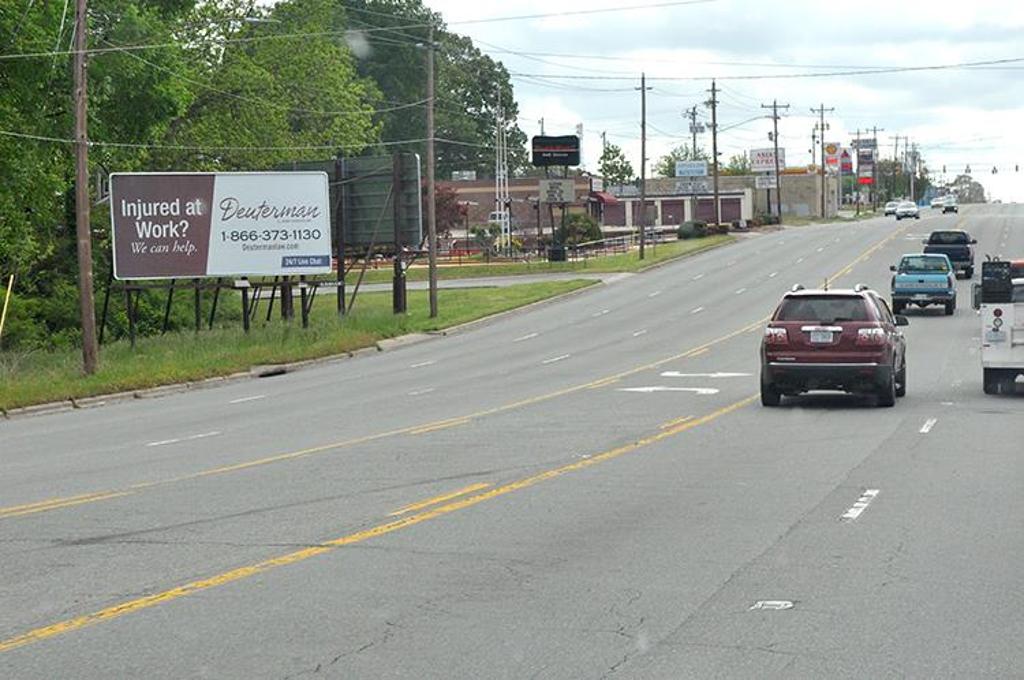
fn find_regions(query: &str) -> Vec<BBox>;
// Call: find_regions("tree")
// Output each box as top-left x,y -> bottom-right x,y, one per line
343,0 -> 528,177
431,185 -> 464,237
950,174 -> 986,204
654,144 -> 709,178
556,213 -> 602,246
598,143 -> 634,186
721,154 -> 751,176
161,0 -> 382,170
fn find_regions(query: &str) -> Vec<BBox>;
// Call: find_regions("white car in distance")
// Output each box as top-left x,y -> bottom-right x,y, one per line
895,201 -> 920,220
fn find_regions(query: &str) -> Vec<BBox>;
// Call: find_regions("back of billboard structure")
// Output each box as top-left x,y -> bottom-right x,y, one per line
110,172 -> 332,280
338,154 -> 423,250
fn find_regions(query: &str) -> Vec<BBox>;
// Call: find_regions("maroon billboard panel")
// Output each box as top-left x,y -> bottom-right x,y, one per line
110,174 -> 214,279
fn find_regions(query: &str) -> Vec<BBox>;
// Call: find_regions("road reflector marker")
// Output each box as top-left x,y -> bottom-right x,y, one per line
841,489 -> 879,521
750,600 -> 794,611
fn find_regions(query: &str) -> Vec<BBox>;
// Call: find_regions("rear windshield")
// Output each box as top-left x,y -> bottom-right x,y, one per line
899,256 -> 950,273
776,295 -> 870,322
928,231 -> 968,245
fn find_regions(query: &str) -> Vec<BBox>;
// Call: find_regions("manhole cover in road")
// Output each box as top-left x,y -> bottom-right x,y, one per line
749,600 -> 794,611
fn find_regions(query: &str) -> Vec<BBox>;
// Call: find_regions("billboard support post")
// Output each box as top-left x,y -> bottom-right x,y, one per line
392,153 -> 407,314
335,157 -> 346,317
240,284 -> 250,333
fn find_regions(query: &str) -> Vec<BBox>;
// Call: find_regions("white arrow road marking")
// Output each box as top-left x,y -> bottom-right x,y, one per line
542,354 -> 571,365
513,332 -> 539,343
841,489 -> 879,521
661,372 -> 752,378
618,387 -> 720,395
920,418 -> 938,434
147,431 -> 221,448
229,395 -> 265,404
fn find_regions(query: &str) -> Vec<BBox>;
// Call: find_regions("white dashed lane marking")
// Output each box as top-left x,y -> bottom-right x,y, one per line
513,332 -> 539,343
542,354 -> 571,365
410,360 -> 436,368
146,431 -> 221,448
229,395 -> 265,404
690,306 -> 705,314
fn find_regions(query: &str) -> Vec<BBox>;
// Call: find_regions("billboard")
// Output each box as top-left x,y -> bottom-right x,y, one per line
532,136 -> 581,167
675,160 -> 708,177
110,172 -> 331,280
824,142 -> 841,169
840,149 -> 853,173
750,148 -> 786,172
857,148 -> 875,177
337,154 -> 423,249
539,179 -> 575,204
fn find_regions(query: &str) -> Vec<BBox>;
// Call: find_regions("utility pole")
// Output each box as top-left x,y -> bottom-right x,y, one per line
761,99 -> 789,224
684,105 -> 700,156
810,104 -> 834,218
74,0 -> 98,375
637,73 -> 651,260
853,129 -> 862,215
425,26 -> 438,318
601,130 -> 607,153
908,140 -> 917,202
869,126 -> 884,210
707,80 -> 720,226
538,118 -> 545,136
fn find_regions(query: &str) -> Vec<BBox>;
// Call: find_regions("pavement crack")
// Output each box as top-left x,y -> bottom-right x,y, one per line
281,622 -> 399,679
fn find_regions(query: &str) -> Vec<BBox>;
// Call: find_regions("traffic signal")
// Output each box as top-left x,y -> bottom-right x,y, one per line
942,165 -> 946,173
992,166 -> 998,174
1016,164 -> 1020,172
965,164 -> 971,174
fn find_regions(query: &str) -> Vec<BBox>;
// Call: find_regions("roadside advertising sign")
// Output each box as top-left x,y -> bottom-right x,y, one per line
851,138 -> 878,150
755,174 -> 777,190
539,179 -> 576,204
858,177 -> 874,185
110,172 -> 331,280
673,179 -> 710,195
532,135 -> 581,167
840,149 -> 853,173
857,147 -> 875,177
750,148 -> 785,172
674,160 -> 708,177
824,142 -> 841,168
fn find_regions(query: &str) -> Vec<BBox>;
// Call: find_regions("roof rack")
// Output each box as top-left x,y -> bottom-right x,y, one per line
790,284 -> 805,293
853,283 -> 870,292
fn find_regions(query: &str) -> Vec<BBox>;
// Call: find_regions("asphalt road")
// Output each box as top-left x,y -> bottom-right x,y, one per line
1,205 -> 1022,679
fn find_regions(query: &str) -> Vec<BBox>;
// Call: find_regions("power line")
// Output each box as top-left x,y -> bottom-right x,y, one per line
507,56 -> 1024,81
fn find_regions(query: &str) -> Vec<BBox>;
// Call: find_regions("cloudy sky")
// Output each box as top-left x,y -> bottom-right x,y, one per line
425,0 -> 1024,200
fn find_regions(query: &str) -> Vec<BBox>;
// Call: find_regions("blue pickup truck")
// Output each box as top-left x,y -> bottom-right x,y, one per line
891,253 -> 957,315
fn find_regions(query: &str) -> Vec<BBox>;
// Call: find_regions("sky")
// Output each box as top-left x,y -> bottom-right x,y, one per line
423,0 -> 1024,201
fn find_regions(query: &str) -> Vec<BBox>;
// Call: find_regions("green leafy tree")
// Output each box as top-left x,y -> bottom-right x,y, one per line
598,143 -> 634,186
556,213 -> 602,246
654,144 -> 709,178
162,0 -> 382,170
343,0 -> 527,176
721,153 -> 751,176
950,174 -> 986,204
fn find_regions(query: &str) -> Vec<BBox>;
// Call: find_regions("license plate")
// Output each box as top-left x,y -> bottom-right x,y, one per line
913,294 -> 930,300
985,330 -> 1006,343
810,331 -> 833,344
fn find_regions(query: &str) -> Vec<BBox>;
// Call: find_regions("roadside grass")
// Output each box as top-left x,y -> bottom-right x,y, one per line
352,234 -> 735,284
0,280 -> 594,411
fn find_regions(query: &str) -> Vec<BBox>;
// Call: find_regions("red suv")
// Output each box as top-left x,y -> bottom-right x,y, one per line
760,285 -> 909,407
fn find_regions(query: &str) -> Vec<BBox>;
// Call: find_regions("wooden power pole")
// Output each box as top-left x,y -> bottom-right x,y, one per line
74,0 -> 99,374
425,26 -> 438,318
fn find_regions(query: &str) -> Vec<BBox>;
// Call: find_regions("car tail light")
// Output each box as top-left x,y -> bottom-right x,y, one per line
764,327 -> 788,345
994,308 -> 1003,318
856,328 -> 886,346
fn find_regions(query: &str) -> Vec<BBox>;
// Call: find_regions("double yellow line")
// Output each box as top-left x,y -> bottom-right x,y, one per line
0,395 -> 756,654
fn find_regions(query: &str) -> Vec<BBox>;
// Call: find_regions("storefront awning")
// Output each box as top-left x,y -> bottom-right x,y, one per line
590,191 -> 619,205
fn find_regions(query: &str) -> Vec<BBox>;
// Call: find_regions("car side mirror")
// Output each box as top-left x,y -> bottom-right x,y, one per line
895,315 -> 910,327
921,240 -> 928,245
971,239 -> 978,244
889,265 -> 897,272
972,283 -> 982,310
